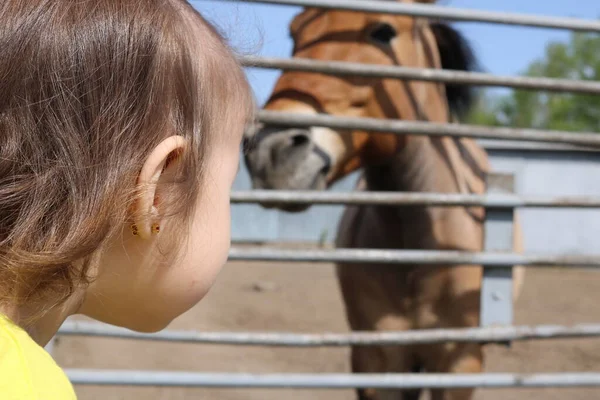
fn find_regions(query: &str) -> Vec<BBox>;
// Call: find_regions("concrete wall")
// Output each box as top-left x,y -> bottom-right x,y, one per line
231,142 -> 600,255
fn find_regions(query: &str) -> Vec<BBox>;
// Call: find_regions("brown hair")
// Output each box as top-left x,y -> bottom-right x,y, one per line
0,0 -> 254,315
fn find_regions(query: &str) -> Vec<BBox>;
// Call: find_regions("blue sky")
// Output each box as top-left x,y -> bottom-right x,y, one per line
193,0 -> 599,104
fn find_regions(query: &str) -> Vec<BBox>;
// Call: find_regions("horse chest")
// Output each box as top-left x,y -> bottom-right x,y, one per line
339,203 -> 480,327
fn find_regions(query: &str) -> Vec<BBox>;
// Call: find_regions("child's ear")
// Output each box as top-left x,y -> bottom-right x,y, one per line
133,135 -> 187,239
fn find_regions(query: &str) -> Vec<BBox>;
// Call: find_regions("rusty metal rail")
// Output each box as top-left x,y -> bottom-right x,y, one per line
242,56 -> 600,95
58,321 -> 600,347
256,110 -> 600,146
231,190 -> 600,208
212,0 -> 600,32
66,369 -> 600,388
228,247 -> 600,267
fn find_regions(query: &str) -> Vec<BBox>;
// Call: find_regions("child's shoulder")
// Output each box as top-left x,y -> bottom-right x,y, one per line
0,315 -> 76,400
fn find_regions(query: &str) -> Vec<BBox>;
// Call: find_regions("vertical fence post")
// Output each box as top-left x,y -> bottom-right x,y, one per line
480,173 -> 515,328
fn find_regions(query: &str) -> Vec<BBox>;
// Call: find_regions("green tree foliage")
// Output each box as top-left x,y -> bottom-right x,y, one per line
468,31 -> 600,132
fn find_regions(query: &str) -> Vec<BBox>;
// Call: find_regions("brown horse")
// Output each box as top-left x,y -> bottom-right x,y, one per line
243,1 -> 525,399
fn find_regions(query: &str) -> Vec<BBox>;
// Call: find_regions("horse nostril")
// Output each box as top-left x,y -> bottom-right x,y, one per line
320,161 -> 331,176
291,134 -> 309,147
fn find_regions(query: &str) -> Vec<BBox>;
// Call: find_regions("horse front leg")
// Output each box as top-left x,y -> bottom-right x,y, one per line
335,200 -> 423,400
336,263 -> 422,400
350,327 -> 424,400
417,265 -> 484,400
424,342 -> 483,400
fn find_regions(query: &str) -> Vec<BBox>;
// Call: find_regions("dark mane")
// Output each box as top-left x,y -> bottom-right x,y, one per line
430,22 -> 479,120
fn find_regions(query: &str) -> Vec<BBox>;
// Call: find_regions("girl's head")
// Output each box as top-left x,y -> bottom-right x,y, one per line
0,0 -> 254,331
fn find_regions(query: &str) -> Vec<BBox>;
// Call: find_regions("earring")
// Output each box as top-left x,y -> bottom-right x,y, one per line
131,224 -> 139,236
151,223 -> 161,235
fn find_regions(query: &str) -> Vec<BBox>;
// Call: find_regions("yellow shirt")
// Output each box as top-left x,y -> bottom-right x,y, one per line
0,314 -> 76,400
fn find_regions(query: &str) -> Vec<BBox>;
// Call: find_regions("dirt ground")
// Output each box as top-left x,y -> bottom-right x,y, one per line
54,255 -> 600,400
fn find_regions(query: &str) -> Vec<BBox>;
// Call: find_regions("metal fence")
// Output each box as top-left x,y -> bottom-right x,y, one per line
57,0 -> 600,393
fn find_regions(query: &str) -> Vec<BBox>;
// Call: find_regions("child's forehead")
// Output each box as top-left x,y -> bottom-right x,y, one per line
180,9 -> 259,144
198,17 -> 256,135
177,12 -> 230,71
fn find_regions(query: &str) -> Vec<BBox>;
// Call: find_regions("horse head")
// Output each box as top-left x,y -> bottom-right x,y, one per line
244,0 -> 478,211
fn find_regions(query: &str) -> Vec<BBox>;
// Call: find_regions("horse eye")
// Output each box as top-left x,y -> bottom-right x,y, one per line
369,23 -> 397,44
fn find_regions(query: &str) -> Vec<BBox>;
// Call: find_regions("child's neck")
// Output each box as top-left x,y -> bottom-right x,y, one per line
0,290 -> 86,347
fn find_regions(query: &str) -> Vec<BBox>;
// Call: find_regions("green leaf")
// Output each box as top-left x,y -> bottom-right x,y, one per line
466,23 -> 600,134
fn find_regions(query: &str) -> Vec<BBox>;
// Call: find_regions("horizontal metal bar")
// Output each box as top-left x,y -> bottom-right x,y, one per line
211,0 -> 600,33
57,321 -> 600,346
228,247 -> 600,267
477,139 -> 600,154
257,111 -> 600,147
242,56 -> 600,95
66,369 -> 600,388
231,190 -> 600,208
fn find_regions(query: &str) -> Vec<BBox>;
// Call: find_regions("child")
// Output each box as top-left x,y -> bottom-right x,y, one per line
0,0 -> 254,398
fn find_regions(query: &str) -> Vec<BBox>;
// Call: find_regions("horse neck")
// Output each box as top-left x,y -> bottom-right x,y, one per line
360,136 -> 452,249
362,134 -> 488,251
364,135 -> 456,194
